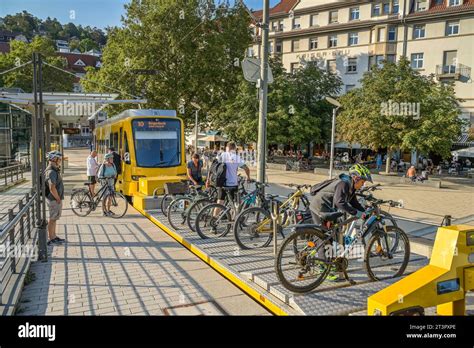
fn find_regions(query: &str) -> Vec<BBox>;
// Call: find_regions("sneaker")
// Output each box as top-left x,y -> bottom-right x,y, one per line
102,211 -> 110,216
52,237 -> 65,243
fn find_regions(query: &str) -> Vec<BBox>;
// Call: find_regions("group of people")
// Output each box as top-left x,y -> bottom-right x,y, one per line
86,147 -> 122,197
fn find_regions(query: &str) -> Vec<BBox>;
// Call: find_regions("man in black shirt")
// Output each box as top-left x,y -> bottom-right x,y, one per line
108,147 -> 122,186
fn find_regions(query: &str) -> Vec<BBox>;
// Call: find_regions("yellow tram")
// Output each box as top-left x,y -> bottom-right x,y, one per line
94,109 -> 187,201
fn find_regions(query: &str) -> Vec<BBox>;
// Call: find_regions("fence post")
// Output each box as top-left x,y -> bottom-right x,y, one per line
25,193 -> 31,239
4,168 -> 7,186
16,165 -> 19,182
19,199 -> 25,245
8,209 -> 16,273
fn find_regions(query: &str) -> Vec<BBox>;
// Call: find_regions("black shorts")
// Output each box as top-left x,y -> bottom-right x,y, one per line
88,176 -> 97,184
217,186 -> 238,201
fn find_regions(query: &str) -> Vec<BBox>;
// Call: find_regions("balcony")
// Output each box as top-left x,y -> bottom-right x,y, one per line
436,64 -> 471,80
368,42 -> 397,56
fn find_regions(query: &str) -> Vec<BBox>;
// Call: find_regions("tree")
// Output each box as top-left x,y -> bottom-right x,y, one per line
214,58 -> 342,146
0,36 -> 74,92
81,0 -> 252,128
79,38 -> 99,52
0,11 -> 39,39
337,57 -> 463,172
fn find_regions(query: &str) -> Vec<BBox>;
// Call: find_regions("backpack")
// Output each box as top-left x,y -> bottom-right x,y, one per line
310,178 -> 337,196
208,158 -> 227,187
41,169 -> 51,199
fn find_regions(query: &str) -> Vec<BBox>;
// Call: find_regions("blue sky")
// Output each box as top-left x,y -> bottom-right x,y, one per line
0,0 -> 281,29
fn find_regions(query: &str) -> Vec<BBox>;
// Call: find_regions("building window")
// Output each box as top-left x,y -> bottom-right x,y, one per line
276,41 -> 283,53
346,58 -> 357,73
415,0 -> 428,11
433,0 -> 444,4
247,47 -> 254,57
74,59 -> 86,66
350,7 -> 360,20
327,60 -> 337,73
393,0 -> 400,14
291,40 -> 300,52
271,21 -> 277,32
346,84 -> 356,92
309,37 -> 318,50
328,35 -> 338,47
310,14 -> 318,27
388,27 -> 397,41
443,50 -> 458,73
269,42 -> 274,54
329,10 -> 338,24
386,54 -> 396,63
369,56 -> 376,70
376,55 -> 385,67
290,63 -> 299,74
377,27 -> 385,42
446,21 -> 460,36
383,2 -> 390,14
348,32 -> 359,46
411,53 -> 424,69
292,16 -> 301,30
413,24 -> 426,39
449,0 -> 461,5
372,4 -> 381,16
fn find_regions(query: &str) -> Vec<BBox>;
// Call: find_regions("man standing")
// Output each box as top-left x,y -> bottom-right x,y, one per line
86,150 -> 99,196
376,153 -> 382,171
108,147 -> 122,187
44,151 -> 66,245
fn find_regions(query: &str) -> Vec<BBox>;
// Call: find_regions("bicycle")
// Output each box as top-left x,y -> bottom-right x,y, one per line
275,208 -> 410,293
232,183 -> 311,250
70,178 -> 128,218
194,179 -> 256,240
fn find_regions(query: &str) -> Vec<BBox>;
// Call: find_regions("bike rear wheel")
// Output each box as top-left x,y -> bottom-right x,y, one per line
103,191 -> 128,218
167,197 -> 192,230
364,226 -> 410,281
160,194 -> 174,217
195,203 -> 231,239
275,228 -> 331,293
233,207 -> 273,250
70,190 -> 93,217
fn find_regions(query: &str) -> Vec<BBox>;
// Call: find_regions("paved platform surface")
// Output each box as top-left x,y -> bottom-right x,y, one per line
14,148 -> 270,316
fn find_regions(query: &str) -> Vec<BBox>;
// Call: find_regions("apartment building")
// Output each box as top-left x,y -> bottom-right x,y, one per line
250,0 -> 474,130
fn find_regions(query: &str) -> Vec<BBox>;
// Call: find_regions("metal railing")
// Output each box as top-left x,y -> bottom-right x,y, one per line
0,164 -> 26,188
0,189 -> 37,306
436,64 -> 471,79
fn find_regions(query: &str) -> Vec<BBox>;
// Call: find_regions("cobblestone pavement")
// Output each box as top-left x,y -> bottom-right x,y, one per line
14,148 -> 270,316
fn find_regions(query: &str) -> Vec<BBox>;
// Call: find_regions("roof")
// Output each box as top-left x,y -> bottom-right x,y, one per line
57,52 -> 101,74
252,0 -> 299,19
0,42 -> 10,54
409,0 -> 474,16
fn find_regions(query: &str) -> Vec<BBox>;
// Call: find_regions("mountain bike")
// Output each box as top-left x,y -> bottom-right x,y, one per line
70,179 -> 128,218
232,184 -> 311,250
275,208 -> 410,293
156,183 -> 216,217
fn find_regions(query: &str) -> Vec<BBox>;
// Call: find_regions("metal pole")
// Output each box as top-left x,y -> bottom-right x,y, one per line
329,107 -> 336,179
195,110 -> 199,154
59,124 -> 64,174
45,113 -> 51,152
257,0 -> 270,185
32,53 -> 40,223
37,53 -> 48,261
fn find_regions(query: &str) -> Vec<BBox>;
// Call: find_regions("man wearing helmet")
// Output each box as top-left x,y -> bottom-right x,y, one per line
44,151 -> 66,245
310,164 -> 373,224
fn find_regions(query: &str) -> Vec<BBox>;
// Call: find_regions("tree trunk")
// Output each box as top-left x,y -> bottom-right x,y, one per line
385,149 -> 391,173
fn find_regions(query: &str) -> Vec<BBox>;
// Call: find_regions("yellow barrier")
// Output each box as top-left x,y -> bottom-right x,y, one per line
368,225 -> 474,315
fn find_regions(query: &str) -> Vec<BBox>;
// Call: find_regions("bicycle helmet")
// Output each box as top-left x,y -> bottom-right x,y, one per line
46,151 -> 62,161
104,153 -> 114,160
349,164 -> 373,183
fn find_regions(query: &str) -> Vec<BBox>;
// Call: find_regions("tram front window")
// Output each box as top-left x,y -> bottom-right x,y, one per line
132,119 -> 181,168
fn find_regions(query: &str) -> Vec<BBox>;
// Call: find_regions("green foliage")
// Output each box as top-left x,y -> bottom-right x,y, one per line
337,57 -> 463,159
215,58 -> 342,145
81,0 -> 252,128
0,36 -> 74,92
0,11 -> 106,47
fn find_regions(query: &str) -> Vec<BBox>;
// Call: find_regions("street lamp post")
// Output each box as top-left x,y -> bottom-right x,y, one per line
325,97 -> 341,179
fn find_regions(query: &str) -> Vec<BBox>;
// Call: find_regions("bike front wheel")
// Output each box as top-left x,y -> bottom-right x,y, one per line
167,197 -> 192,230
160,194 -> 174,217
103,191 -> 128,218
364,226 -> 410,281
233,207 -> 273,250
186,198 -> 214,232
70,189 -> 93,217
195,203 -> 231,239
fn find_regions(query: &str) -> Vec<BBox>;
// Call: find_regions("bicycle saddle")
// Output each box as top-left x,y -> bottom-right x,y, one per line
319,211 -> 344,222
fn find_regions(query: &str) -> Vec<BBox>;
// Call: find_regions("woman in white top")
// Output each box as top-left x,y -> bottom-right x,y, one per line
86,150 -> 99,196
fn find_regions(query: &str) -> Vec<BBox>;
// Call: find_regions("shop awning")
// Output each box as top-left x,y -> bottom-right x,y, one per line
199,134 -> 227,142
453,134 -> 474,147
452,146 -> 474,158
334,141 -> 368,149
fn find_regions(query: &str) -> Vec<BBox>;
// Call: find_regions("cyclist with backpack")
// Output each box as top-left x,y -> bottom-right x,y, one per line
98,153 -> 117,216
309,164 -> 373,280
206,141 -> 251,205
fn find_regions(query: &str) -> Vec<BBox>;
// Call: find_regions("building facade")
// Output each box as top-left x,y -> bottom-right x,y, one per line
251,0 -> 474,132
